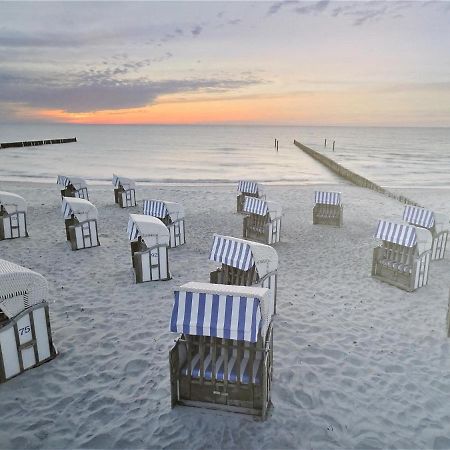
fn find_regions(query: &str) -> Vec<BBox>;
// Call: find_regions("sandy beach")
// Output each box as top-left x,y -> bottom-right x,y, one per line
1,179 -> 450,449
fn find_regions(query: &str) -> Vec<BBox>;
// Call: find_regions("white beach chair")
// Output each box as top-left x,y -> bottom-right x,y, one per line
61,197 -> 100,250
209,234 -> 278,312
242,196 -> 282,245
237,181 -> 264,213
313,191 -> 343,227
127,214 -> 171,283
169,282 -> 274,419
403,205 -> 449,260
0,191 -> 28,240
112,174 -> 137,208
57,175 -> 89,200
0,259 -> 57,383
143,200 -> 186,248
371,219 -> 432,292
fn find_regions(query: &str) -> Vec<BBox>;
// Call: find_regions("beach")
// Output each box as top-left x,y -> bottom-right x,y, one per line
1,179 -> 450,449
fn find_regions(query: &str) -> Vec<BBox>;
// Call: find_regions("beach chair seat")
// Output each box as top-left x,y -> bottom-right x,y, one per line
0,191 -> 28,240
127,214 -> 171,283
403,205 -> 449,260
169,282 -> 274,419
313,191 -> 343,227
61,197 -> 100,250
372,219 -> 432,291
0,259 -> 57,383
236,181 -> 264,213
112,174 -> 137,208
57,175 -> 89,200
209,234 -> 278,312
242,197 -> 282,245
143,200 -> 185,248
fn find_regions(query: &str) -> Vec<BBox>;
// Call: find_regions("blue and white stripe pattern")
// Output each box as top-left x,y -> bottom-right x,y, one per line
112,174 -> 120,188
403,205 -> 435,229
315,191 -> 341,205
61,198 -> 73,218
143,200 -> 168,218
170,290 -> 261,343
238,181 -> 258,195
374,220 -> 417,247
209,235 -> 254,271
127,217 -> 140,241
57,175 -> 70,187
243,197 -> 268,217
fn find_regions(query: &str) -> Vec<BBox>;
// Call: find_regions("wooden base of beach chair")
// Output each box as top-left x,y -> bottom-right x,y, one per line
0,211 -> 28,240
60,187 -> 89,201
243,216 -> 280,245
167,219 -> 186,248
67,219 -> 100,251
118,189 -> 137,208
0,303 -> 58,383
133,245 -> 171,283
169,325 -> 273,420
431,231 -> 448,260
313,204 -> 343,227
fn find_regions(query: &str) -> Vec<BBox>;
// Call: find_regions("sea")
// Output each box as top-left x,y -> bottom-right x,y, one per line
1,124 -> 449,188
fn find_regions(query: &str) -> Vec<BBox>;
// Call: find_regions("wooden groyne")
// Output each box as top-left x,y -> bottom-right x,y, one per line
293,140 -> 421,207
1,137 -> 77,149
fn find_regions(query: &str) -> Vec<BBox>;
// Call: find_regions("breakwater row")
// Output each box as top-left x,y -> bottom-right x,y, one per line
1,137 -> 77,149
293,140 -> 421,207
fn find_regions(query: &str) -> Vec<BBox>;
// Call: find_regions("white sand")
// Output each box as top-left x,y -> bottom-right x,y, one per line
1,180 -> 450,449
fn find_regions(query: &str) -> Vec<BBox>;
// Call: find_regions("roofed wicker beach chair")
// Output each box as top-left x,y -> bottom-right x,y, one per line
403,205 -> 449,260
0,259 -> 57,383
127,214 -> 171,283
112,174 -> 137,208
242,196 -> 282,245
0,191 -> 28,240
169,282 -> 274,419
313,191 -> 343,227
61,197 -> 100,250
237,181 -> 264,213
143,200 -> 185,248
57,175 -> 89,200
371,219 -> 432,292
209,234 -> 278,312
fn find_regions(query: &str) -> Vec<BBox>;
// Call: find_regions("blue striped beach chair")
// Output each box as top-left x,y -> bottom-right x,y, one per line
61,197 -> 100,250
242,197 -> 282,245
209,234 -> 278,312
313,191 -> 343,227
127,214 -> 171,283
169,282 -> 274,419
402,205 -> 449,260
372,219 -> 432,291
0,191 -> 28,240
142,200 -> 185,248
57,175 -> 89,200
0,259 -> 57,383
237,181 -> 264,213
112,174 -> 137,208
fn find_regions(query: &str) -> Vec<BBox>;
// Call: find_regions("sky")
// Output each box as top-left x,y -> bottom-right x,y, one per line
0,0 -> 449,126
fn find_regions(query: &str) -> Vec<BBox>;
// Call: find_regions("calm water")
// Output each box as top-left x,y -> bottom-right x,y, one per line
0,124 -> 449,188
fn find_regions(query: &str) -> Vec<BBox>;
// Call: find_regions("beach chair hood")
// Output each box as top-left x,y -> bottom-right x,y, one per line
0,259 -> 48,319
238,180 -> 262,195
57,175 -> 87,190
112,174 -> 136,190
143,200 -> 185,220
0,191 -> 27,214
127,214 -> 170,245
62,197 -> 98,221
170,282 -> 273,343
314,191 -> 342,205
243,197 -> 282,220
209,234 -> 278,277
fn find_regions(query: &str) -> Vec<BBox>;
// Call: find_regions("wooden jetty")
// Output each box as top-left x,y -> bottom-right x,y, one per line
1,137 -> 77,149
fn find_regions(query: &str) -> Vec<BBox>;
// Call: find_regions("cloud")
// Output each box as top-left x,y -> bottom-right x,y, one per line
295,0 -> 330,15
267,1 -> 299,16
191,25 -> 202,37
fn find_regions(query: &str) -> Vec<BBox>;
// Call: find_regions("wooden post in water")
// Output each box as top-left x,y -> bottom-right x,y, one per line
276,140 -> 279,152
324,138 -> 327,148
332,140 -> 335,152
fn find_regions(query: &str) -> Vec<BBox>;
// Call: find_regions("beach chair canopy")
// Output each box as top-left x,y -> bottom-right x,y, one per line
0,259 -> 48,319
143,200 -> 185,221
57,175 -> 87,190
374,219 -> 432,253
170,282 -> 273,343
314,191 -> 342,205
61,197 -> 98,221
0,191 -> 27,214
403,205 -> 450,234
209,234 -> 278,277
112,174 -> 136,190
238,181 -> 261,195
127,214 -> 170,245
243,197 -> 282,220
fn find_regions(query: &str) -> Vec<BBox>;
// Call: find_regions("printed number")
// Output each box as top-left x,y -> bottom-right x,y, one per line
19,326 -> 31,336
151,253 -> 158,258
